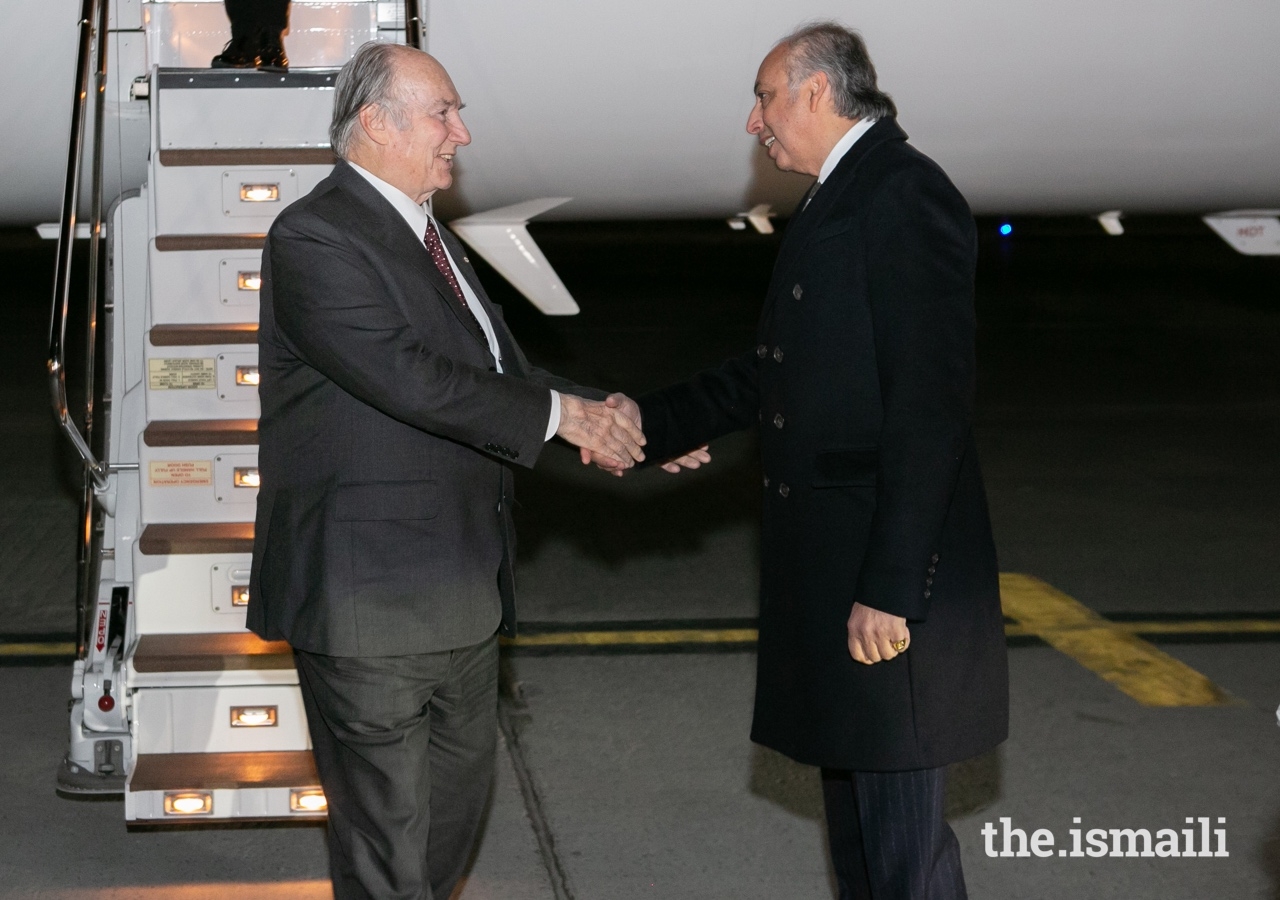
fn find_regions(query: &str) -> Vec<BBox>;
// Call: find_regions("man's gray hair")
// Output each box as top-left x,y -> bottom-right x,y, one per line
329,42 -> 416,157
778,22 -> 896,121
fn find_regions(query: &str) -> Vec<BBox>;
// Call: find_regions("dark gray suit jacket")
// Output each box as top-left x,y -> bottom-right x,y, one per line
248,160 -> 600,657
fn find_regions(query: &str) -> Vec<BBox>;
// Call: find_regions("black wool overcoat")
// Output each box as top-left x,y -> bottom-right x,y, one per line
638,118 -> 1008,771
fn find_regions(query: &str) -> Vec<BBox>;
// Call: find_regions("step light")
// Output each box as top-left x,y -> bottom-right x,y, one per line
231,585 -> 250,607
163,791 -> 213,816
234,365 -> 260,386
240,184 -> 280,203
233,467 -> 261,488
237,271 -> 262,291
290,789 -> 328,813
230,705 -> 277,728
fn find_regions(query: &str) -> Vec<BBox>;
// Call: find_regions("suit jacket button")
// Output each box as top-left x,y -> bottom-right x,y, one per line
931,553 -> 940,564
927,565 -> 936,575
773,413 -> 785,429
763,475 -> 770,487
923,589 -> 932,599
772,347 -> 784,362
926,577 -> 933,587
792,284 -> 803,300
757,344 -> 768,358
778,483 -> 790,498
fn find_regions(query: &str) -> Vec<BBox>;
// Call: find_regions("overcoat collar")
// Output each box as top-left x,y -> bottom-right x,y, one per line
327,159 -> 489,347
766,117 -> 909,298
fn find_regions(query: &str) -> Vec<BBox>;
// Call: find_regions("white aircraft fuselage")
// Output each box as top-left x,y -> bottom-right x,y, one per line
2,0 -> 1278,226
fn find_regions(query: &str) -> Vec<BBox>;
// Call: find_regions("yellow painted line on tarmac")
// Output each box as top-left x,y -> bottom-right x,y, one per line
999,573 -> 1235,707
0,641 -> 76,656
53,881 -> 333,899
1004,618 -> 1280,638
504,628 -> 759,648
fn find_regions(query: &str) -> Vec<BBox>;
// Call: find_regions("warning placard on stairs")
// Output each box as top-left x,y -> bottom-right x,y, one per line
148,358 -> 215,390
148,460 -> 213,487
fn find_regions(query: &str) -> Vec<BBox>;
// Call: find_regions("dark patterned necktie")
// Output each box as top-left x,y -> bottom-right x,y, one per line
423,218 -> 472,313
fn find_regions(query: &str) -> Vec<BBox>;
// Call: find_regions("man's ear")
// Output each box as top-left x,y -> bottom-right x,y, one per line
806,71 -> 830,113
357,103 -> 390,147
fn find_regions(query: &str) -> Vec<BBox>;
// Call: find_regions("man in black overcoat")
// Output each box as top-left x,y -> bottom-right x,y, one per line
625,23 -> 1009,899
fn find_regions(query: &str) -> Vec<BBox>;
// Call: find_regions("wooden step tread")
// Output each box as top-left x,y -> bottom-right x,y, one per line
130,750 -> 317,792
144,419 -> 258,447
133,632 -> 291,673
155,234 -> 265,252
150,323 -> 258,346
139,523 -> 254,556
159,148 -> 336,167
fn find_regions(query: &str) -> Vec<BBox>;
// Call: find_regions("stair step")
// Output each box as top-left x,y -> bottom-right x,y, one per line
150,323 -> 257,346
155,234 -> 265,252
156,68 -> 339,91
158,148 -> 336,167
143,419 -> 258,447
130,750 -> 318,792
133,633 -> 291,673
138,522 -> 254,555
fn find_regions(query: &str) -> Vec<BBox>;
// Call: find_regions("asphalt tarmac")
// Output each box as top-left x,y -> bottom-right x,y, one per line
2,217 -> 1279,898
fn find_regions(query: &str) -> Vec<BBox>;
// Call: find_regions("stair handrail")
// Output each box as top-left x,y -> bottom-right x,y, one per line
48,0 -> 110,493
404,0 -> 423,49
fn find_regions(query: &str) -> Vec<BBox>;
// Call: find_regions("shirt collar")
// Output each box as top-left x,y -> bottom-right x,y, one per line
817,117 -> 876,185
347,160 -> 433,237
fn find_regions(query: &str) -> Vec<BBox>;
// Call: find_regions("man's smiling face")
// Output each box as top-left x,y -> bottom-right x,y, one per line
384,54 -> 472,203
746,44 -> 837,178
746,45 -> 810,175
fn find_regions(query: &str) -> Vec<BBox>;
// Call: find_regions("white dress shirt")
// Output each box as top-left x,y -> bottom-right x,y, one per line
349,162 -> 561,440
802,118 -> 878,210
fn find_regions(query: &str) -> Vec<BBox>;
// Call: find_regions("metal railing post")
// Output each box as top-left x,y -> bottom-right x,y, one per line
404,0 -> 423,49
48,0 -> 110,494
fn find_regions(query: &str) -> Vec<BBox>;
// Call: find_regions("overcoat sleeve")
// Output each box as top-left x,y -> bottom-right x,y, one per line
855,163 -> 978,620
635,349 -> 760,462
268,213 -> 553,468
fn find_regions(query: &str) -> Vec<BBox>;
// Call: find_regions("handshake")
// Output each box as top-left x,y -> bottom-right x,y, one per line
555,392 -> 710,476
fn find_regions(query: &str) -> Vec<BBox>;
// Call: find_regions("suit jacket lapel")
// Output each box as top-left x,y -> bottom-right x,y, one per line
331,162 -> 489,349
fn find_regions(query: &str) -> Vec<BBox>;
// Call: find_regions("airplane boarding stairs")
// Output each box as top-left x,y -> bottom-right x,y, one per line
52,0 -> 420,824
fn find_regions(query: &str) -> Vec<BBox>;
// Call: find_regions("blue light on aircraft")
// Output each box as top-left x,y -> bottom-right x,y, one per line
999,223 -> 1013,236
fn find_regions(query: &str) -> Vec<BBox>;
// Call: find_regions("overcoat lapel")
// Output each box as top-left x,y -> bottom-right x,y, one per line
331,162 -> 489,348
764,118 -> 910,306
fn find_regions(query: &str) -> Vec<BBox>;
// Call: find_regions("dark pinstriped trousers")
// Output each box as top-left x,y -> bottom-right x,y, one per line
295,636 -> 499,900
821,767 -> 967,900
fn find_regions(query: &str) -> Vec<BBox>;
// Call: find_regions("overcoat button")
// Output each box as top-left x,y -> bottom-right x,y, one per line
757,344 -> 768,358
931,553 -> 940,564
778,483 -> 790,498
773,413 -> 785,429
926,577 -> 933,587
923,589 -> 932,599
927,566 -> 936,575
763,476 -> 770,487
773,347 -> 784,362
792,284 -> 803,300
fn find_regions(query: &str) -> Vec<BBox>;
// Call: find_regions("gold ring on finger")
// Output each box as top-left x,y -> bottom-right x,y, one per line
892,639 -> 907,652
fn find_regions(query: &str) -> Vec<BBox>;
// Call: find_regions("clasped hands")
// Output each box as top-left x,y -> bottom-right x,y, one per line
555,392 -> 710,477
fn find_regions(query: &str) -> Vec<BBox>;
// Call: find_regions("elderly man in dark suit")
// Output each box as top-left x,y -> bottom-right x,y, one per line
248,42 -> 648,899
626,22 -> 1009,900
